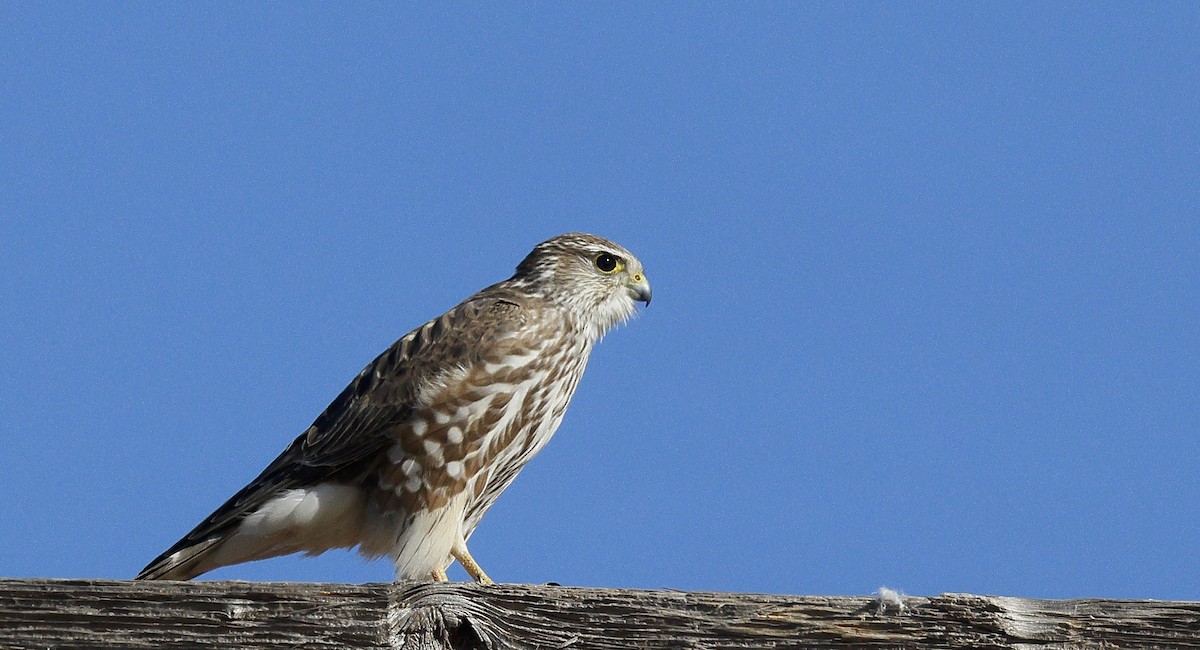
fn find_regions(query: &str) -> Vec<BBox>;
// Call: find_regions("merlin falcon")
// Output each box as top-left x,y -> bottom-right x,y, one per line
137,233 -> 650,582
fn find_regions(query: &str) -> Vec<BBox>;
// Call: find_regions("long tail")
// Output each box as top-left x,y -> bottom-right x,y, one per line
135,537 -> 227,580
135,460 -> 299,580
134,479 -> 268,580
135,433 -> 318,581
136,471 -> 368,579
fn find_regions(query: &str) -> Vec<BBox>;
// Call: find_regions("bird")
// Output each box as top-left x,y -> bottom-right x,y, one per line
136,233 -> 650,583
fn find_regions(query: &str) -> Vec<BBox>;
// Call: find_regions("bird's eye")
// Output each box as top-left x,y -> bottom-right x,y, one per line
595,252 -> 620,273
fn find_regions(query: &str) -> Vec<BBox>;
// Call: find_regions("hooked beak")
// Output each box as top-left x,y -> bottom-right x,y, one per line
626,274 -> 652,306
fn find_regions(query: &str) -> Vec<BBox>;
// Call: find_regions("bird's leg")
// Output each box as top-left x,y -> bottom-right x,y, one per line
430,567 -> 448,582
452,540 -> 494,585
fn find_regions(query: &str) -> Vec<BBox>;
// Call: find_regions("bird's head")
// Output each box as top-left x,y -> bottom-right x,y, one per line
512,233 -> 651,340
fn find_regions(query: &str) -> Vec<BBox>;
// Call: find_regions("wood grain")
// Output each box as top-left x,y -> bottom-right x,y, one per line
2,579 -> 1197,649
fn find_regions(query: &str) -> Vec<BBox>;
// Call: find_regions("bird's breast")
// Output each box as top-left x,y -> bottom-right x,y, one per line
371,333 -> 592,535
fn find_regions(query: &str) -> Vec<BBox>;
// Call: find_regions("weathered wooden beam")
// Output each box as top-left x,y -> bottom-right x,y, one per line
1,578 -> 1198,649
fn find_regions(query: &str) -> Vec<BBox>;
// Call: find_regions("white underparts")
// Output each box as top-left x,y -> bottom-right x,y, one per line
360,491 -> 469,580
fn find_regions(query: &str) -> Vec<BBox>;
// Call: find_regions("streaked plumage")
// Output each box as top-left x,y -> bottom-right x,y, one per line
137,233 -> 650,582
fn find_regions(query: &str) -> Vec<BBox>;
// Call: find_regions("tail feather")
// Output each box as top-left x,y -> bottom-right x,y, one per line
135,537 -> 225,580
135,436 -> 312,581
136,427 -> 372,580
136,477 -> 367,580
135,469 -> 293,581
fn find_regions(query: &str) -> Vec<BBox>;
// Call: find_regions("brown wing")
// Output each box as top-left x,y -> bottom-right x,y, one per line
136,293 -> 528,579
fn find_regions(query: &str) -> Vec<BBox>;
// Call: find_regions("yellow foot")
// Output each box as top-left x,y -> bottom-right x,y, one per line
431,567 -> 448,582
452,542 -> 494,585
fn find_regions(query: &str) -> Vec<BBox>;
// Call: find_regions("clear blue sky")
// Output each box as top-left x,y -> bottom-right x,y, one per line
2,4 -> 1197,600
